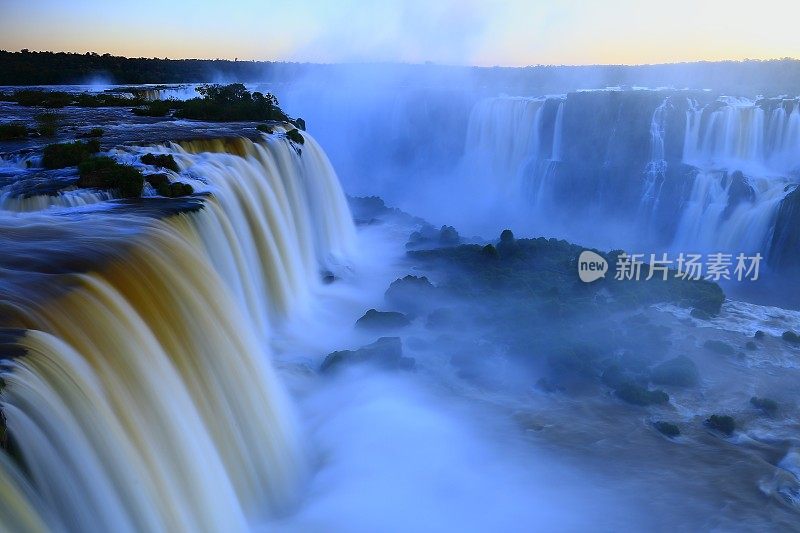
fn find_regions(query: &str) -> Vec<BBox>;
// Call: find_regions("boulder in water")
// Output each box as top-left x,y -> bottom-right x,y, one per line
285,128 -> 304,145
355,309 -> 411,330
321,337 -> 414,373
750,396 -> 778,416
781,331 -> 800,344
650,355 -> 700,387
614,382 -> 669,406
385,275 -> 437,314
705,414 -> 735,436
703,339 -> 735,355
140,153 -> 179,172
654,421 -> 680,438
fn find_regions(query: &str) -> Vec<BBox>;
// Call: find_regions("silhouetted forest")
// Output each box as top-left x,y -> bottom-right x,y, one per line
2,50 -> 799,96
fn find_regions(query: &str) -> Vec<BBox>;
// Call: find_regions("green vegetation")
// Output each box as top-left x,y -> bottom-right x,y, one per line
77,156 -> 144,198
35,112 -> 61,137
140,153 -> 179,172
7,89 -> 144,108
653,421 -> 680,438
42,140 -> 100,169
132,99 -> 174,117
1,51 -> 800,97
706,414 -> 736,436
407,234 -> 725,315
174,83 -> 291,122
256,124 -> 274,134
0,122 -> 28,140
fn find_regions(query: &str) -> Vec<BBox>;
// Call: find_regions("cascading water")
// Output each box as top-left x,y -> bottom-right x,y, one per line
0,132 -> 356,531
456,90 -> 800,263
460,96 -> 564,223
672,96 -> 799,255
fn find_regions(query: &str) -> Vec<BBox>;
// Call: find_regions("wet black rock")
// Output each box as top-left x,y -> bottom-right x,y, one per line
754,330 -> 766,340
145,173 -> 170,188
141,153 -> 179,172
615,382 -> 669,406
703,339 -> 735,355
690,308 -> 712,320
385,275 -> 437,314
750,396 -> 778,416
355,309 -> 411,330
321,337 -> 414,373
769,186 -> 800,272
781,331 -> 800,344
706,414 -> 736,436
156,181 -> 193,198
722,170 -> 755,219
654,421 -> 680,438
285,128 -> 304,145
650,355 -> 700,387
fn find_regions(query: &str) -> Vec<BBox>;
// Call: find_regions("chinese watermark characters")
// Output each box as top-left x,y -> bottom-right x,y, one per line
611,252 -> 762,282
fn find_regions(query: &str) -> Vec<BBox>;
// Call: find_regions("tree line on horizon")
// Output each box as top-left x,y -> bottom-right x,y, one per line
1,49 -> 800,96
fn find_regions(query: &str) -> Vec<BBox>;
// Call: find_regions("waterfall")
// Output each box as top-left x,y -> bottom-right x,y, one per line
671,171 -> 787,254
462,96 -> 564,207
674,96 -> 798,257
459,91 -> 800,262
0,133 -> 356,531
0,189 -> 112,212
639,99 -> 670,212
683,97 -> 800,175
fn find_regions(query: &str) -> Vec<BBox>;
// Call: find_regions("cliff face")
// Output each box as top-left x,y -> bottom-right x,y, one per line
770,186 -> 800,272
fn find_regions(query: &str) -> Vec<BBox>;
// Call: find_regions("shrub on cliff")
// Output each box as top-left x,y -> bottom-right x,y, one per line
35,112 -> 61,137
42,140 -> 100,169
132,99 -> 174,117
0,122 -> 28,140
141,153 -> 179,172
77,156 -> 144,198
174,83 -> 291,122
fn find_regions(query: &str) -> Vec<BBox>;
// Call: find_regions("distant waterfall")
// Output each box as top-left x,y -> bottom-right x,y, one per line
683,97 -> 800,175
673,97 -> 798,254
0,133 -> 356,531
461,91 -> 800,262
462,96 -> 564,207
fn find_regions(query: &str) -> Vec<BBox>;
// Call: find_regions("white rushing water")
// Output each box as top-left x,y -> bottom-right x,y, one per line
457,92 -> 800,256
0,132 -> 356,532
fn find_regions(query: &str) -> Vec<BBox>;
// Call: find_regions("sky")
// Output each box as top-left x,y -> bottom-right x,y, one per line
0,0 -> 798,66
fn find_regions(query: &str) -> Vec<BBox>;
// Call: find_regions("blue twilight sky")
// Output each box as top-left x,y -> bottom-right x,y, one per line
1,0 -> 798,66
